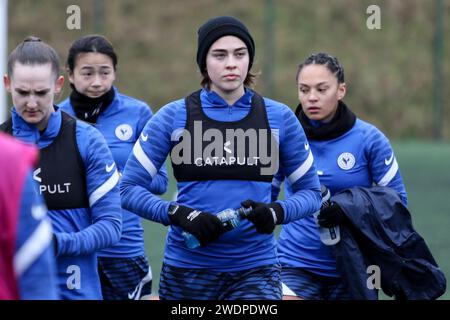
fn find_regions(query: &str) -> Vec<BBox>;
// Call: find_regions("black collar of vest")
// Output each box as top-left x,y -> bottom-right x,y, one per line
188,89 -> 261,125
295,100 -> 357,141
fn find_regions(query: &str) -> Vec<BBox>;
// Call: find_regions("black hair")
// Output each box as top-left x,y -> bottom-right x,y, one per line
7,36 -> 60,79
66,34 -> 117,72
296,52 -> 345,83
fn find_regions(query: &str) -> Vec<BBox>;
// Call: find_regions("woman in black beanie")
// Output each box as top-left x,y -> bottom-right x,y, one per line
120,16 -> 322,300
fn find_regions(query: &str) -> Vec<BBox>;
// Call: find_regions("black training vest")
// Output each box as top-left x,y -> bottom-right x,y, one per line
171,90 -> 278,182
0,112 -> 89,210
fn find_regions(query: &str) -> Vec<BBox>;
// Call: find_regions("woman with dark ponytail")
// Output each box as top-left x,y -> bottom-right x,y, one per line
59,35 -> 168,300
274,52 -> 408,300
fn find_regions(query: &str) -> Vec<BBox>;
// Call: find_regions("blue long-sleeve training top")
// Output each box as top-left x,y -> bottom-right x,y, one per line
60,87 -> 168,258
121,88 -> 321,271
11,106 -> 122,299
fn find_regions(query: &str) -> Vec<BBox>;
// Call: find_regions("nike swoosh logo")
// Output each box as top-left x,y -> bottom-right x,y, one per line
384,153 -> 394,166
141,133 -> 148,142
304,142 -> 310,151
106,163 -> 115,173
128,286 -> 139,300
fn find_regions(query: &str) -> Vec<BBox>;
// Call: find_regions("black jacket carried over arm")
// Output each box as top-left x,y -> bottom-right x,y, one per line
331,186 -> 446,300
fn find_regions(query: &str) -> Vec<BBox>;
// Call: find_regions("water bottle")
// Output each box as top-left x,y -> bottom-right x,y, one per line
314,186 -> 341,246
182,207 -> 252,249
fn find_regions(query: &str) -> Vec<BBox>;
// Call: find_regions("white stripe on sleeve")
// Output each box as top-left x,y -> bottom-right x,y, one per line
133,140 -> 157,178
14,218 -> 53,277
89,169 -> 120,207
377,158 -> 399,186
288,151 -> 314,185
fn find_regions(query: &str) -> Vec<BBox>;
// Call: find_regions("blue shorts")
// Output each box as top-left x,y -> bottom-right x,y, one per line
281,266 -> 352,300
98,255 -> 152,300
159,263 -> 282,300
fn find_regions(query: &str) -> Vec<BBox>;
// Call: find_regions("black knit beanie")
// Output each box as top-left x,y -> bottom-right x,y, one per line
196,16 -> 255,73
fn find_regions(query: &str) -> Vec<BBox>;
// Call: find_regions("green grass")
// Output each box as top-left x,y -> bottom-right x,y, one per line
391,141 -> 450,299
144,141 -> 450,299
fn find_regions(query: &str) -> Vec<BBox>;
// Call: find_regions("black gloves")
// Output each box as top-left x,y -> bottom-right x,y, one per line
317,201 -> 345,228
240,200 -> 284,234
168,204 -> 227,246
